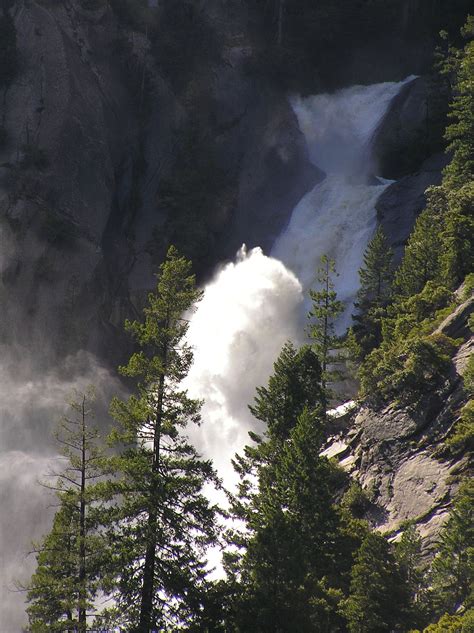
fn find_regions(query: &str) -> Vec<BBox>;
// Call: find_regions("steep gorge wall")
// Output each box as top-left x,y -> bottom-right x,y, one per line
0,0 -> 318,362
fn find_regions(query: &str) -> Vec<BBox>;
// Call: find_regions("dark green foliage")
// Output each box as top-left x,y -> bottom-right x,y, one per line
229,409 -> 349,632
342,532 -> 410,633
307,255 -> 344,393
395,524 -> 430,628
394,188 -> 447,298
104,247 -> 220,631
359,15 -> 474,407
352,227 -> 394,360
248,341 -> 324,440
430,480 -> 474,614
360,330 -> 456,407
419,609 -> 474,632
441,182 -> 474,287
341,482 -> 370,519
26,392 -> 110,631
227,343 -> 361,631
0,7 -> 17,88
443,22 -> 474,190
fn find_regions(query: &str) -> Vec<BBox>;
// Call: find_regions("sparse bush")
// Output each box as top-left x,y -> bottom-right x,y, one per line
342,482 -> 370,518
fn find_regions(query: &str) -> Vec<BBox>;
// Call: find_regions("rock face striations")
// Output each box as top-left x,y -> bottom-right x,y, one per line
0,0 -> 318,360
323,295 -> 473,554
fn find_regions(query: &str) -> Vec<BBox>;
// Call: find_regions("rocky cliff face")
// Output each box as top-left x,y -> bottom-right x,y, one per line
0,0 -> 318,361
323,294 -> 473,553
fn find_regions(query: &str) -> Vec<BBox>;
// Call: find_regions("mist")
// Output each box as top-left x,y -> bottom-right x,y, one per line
0,349 -> 122,629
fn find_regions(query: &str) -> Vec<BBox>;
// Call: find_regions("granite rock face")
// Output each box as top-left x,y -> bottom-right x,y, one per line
0,0 -> 318,359
322,296 -> 473,554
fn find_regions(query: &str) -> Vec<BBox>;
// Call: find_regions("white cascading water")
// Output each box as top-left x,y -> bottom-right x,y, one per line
186,77 -> 416,490
272,76 -> 416,328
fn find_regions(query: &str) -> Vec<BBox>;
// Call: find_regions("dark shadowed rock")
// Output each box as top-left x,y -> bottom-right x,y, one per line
435,295 -> 474,340
375,152 -> 447,262
371,75 -> 446,179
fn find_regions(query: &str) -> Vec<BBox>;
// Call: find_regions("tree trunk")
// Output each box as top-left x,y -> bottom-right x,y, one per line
138,350 -> 167,631
78,396 -> 87,632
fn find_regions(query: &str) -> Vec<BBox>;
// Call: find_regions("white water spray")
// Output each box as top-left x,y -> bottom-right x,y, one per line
185,246 -> 303,488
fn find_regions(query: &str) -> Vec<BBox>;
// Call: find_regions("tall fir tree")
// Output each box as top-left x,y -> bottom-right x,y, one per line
393,187 -> 447,298
26,391 -> 110,632
430,479 -> 473,615
351,226 -> 394,360
307,254 -> 344,393
342,532 -> 410,633
227,343 -> 353,632
104,246 -> 220,631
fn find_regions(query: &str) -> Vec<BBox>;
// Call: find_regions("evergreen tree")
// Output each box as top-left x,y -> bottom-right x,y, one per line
342,532 -> 409,633
227,343 -> 352,632
105,246 -> 220,631
430,480 -> 473,614
249,341 -> 324,440
352,227 -> 394,360
26,391 -> 110,632
443,18 -> 474,191
307,254 -> 344,393
393,188 -> 447,298
395,523 -> 430,629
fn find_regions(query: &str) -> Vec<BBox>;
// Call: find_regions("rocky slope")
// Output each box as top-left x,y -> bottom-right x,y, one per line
323,294 -> 473,553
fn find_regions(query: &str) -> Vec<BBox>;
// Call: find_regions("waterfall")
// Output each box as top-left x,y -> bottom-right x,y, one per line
272,76 -> 416,329
0,77 -> 413,627
187,77 -> 415,488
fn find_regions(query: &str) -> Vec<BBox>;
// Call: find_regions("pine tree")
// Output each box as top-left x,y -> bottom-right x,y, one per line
307,254 -> 344,393
26,391 -> 110,632
105,246 -> 220,631
393,188 -> 447,298
430,479 -> 474,614
227,343 -> 350,632
249,341 -> 324,440
395,523 -> 430,629
352,227 -> 394,360
342,532 -> 409,633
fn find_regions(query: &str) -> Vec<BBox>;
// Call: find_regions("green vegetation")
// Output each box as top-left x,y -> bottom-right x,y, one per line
356,16 -> 474,408
26,392 -> 110,632
307,254 -> 344,393
102,247 -> 219,631
24,9 -> 474,633
351,226 -> 394,361
341,532 -> 409,633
